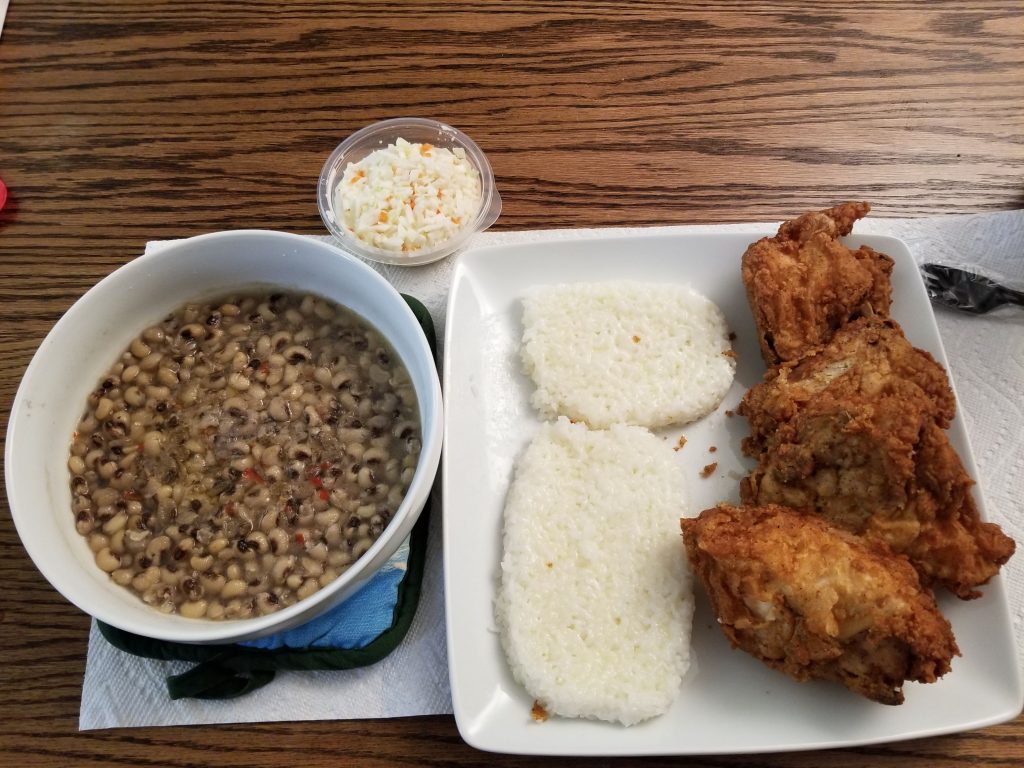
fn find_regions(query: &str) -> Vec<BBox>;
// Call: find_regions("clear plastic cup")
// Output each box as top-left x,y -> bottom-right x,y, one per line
317,118 -> 501,266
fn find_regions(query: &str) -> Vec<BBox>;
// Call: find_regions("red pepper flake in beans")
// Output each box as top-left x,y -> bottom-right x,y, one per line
318,489 -> 329,501
224,500 -> 236,517
242,468 -> 265,484
295,531 -> 305,545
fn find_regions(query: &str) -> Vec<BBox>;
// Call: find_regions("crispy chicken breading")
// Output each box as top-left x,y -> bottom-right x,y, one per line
741,390 -> 1015,598
739,317 -> 956,456
742,202 -> 894,365
681,504 -> 959,705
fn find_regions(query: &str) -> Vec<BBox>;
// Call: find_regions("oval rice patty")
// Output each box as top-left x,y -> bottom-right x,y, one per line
521,281 -> 735,428
495,417 -> 694,726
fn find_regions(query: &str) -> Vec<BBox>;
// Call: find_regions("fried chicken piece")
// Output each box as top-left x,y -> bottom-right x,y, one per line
681,503 -> 958,705
739,317 -> 956,456
742,202 -> 894,365
741,390 -> 1015,598
908,421 -> 1016,597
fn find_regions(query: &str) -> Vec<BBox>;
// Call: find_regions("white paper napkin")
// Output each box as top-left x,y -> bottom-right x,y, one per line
80,211 -> 1024,729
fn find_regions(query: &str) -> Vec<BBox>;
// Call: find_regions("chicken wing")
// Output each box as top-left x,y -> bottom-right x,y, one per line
739,317 -> 956,456
742,202 -> 894,365
741,389 -> 1015,598
681,503 -> 959,705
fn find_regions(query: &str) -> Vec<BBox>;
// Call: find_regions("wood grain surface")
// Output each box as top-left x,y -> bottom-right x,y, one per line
1,1 -> 1022,766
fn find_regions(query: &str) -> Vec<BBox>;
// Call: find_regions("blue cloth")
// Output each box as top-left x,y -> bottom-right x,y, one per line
240,536 -> 410,651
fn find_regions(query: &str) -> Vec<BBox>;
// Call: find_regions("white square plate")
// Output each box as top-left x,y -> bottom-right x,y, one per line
441,231 -> 1022,756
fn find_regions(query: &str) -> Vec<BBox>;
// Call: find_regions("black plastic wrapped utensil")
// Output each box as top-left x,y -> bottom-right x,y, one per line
921,263 -> 1024,315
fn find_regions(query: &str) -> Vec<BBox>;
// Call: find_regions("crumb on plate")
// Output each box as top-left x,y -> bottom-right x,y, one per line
531,700 -> 549,722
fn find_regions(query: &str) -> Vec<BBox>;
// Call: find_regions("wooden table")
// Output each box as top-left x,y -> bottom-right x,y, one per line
1,2 -> 1022,766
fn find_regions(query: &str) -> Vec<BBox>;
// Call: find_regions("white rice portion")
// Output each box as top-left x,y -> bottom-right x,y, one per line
521,281 -> 735,428
495,418 -> 694,726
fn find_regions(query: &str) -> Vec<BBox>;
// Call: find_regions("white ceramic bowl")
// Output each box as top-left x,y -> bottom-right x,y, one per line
5,230 -> 443,644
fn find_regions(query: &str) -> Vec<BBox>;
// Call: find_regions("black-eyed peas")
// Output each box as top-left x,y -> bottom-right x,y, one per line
69,291 -> 421,619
